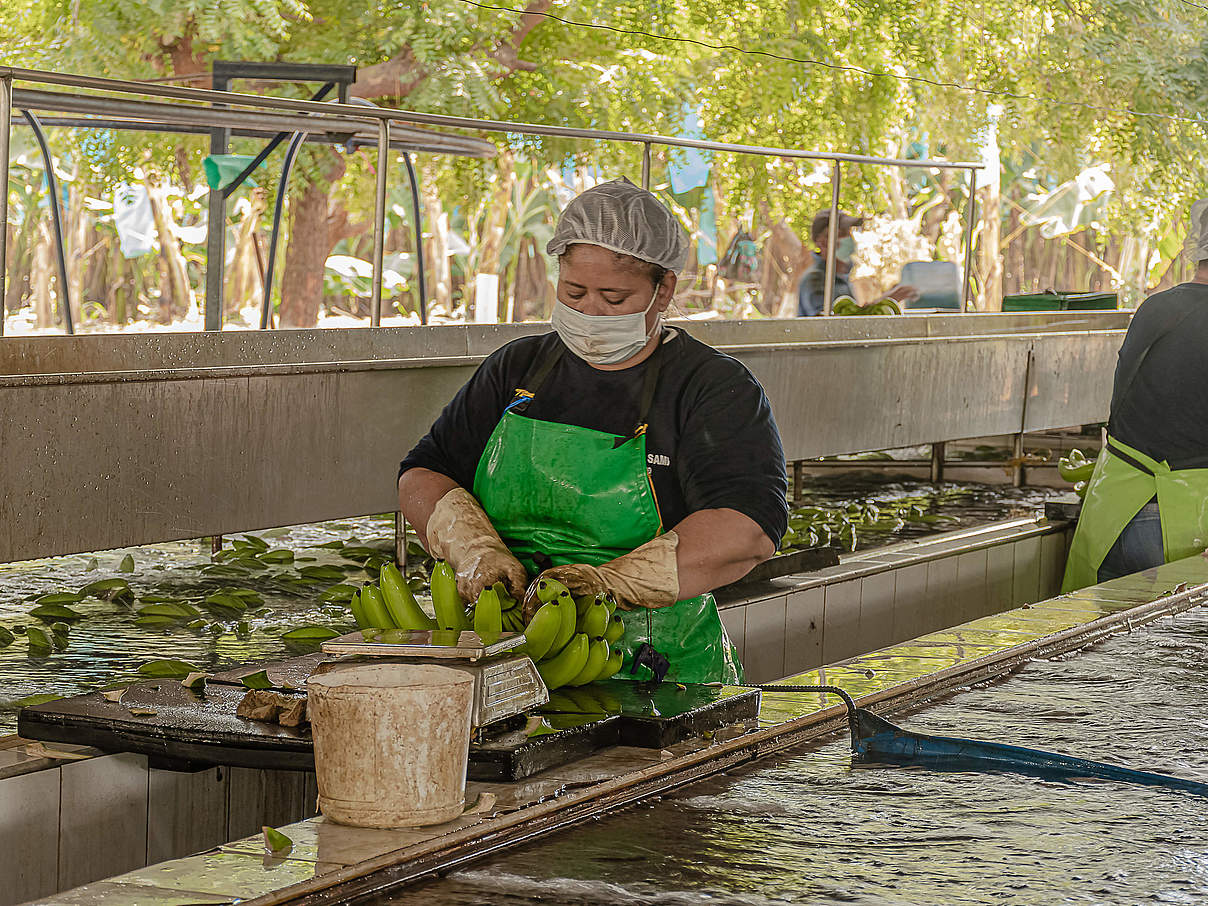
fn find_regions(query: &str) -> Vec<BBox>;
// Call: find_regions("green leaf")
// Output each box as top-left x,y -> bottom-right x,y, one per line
241,670 -> 273,690
257,549 -> 295,564
118,554 -> 136,573
137,659 -> 201,679
26,627 -> 53,651
298,565 -> 347,582
262,825 -> 293,855
281,625 -> 341,642
320,584 -> 358,603
80,578 -> 130,598
0,627 -> 14,648
36,592 -> 85,605
9,693 -> 62,708
30,604 -> 85,623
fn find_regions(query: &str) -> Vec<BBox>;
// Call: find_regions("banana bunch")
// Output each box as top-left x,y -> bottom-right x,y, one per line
520,576 -> 624,691
832,295 -> 901,316
1058,448 -> 1095,499
346,562 -> 626,691
347,562 -> 438,632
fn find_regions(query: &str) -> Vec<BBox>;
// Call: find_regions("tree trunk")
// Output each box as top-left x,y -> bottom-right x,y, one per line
67,173 -> 88,327
5,212 -> 36,313
33,219 -> 53,329
468,152 -> 516,320
278,179 -> 332,328
423,178 -> 452,317
976,181 -> 1002,311
226,188 -> 268,322
145,178 -> 192,323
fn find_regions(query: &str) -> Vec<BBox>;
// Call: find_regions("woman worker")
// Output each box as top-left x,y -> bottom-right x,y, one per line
398,178 -> 788,684
1063,198 -> 1208,591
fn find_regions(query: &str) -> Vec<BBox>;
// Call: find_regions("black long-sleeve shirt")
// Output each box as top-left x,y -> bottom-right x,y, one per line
400,328 -> 789,546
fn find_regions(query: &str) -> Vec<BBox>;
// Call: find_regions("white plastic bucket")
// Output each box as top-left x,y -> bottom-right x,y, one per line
308,663 -> 474,828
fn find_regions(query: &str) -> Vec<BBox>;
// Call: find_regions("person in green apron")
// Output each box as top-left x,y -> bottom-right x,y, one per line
1063,199 -> 1208,591
398,178 -> 789,683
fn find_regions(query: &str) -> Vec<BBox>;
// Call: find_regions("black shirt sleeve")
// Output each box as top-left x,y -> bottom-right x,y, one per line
673,354 -> 789,548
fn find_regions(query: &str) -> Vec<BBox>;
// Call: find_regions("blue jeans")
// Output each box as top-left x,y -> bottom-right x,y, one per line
1097,500 -> 1164,582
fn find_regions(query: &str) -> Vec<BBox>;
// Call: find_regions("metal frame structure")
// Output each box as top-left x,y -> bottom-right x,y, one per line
0,64 -> 982,336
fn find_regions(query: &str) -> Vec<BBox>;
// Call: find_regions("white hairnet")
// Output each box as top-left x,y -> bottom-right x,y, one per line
547,177 -> 690,273
1185,199 -> 1208,264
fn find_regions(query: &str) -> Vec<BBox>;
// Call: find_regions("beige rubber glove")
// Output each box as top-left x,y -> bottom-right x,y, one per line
425,488 -> 529,602
524,532 -> 680,617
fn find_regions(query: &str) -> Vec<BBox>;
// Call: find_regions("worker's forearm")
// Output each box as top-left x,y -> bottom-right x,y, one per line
671,508 -> 776,599
397,467 -> 460,551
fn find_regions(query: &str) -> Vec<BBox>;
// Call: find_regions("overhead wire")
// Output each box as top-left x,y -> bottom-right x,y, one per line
451,0 -> 1208,128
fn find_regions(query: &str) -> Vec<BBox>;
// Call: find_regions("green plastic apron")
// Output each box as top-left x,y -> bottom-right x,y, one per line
472,340 -> 744,684
1063,301 -> 1208,591
1061,436 -> 1208,591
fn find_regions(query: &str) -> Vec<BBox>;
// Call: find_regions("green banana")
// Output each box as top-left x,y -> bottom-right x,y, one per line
534,576 -> 570,604
495,582 -> 519,611
359,584 -> 394,630
380,562 -> 437,630
430,562 -> 468,631
548,590 -> 578,656
473,587 -> 503,643
575,594 -> 594,617
347,590 -> 371,630
522,601 -> 562,661
602,593 -> 617,616
579,601 -> 610,639
604,613 -> 625,643
597,646 -> 624,681
537,633 -> 590,690
566,638 -> 609,686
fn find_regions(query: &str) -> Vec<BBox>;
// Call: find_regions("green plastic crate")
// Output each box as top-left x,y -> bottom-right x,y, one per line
1001,290 -> 1118,312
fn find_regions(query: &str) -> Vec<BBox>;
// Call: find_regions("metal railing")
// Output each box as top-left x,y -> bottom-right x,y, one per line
0,65 -> 983,334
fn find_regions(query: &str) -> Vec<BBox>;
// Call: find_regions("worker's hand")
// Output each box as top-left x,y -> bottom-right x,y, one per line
424,488 -> 529,603
886,283 -> 920,304
522,532 -> 681,619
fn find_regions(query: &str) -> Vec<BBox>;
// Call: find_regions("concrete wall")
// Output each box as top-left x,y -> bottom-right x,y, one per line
721,518 -> 1071,683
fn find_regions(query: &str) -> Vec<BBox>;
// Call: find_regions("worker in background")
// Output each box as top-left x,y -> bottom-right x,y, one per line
399,178 -> 788,683
797,209 -> 918,316
1063,198 -> 1208,591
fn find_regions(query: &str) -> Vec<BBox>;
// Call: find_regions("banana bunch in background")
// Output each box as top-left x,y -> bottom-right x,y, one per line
346,563 -> 625,691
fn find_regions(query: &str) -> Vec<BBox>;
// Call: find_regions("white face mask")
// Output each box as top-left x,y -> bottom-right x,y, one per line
551,289 -> 662,366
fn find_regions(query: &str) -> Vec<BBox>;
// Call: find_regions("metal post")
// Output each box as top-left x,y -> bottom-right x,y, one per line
929,442 -> 946,483
641,142 -> 651,190
24,111 -> 73,334
0,76 -> 11,338
962,167 -> 978,312
401,152 -> 427,325
792,460 -> 804,504
204,73 -> 230,332
1012,433 -> 1025,488
211,535 -> 223,555
370,118 -> 389,327
822,162 -> 840,316
260,130 -> 306,329
395,511 -> 406,569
